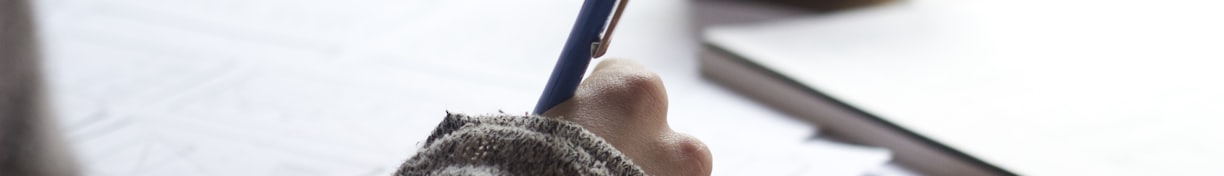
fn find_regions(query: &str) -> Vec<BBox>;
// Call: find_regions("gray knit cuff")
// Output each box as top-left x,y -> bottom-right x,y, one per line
395,113 -> 646,176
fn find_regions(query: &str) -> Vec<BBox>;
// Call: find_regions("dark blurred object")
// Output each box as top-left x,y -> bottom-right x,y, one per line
690,0 -> 894,30
2,0 -> 79,175
698,0 -> 894,12
761,0 -> 893,12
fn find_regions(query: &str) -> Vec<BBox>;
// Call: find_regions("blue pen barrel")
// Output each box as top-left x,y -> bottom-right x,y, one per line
533,0 -> 619,114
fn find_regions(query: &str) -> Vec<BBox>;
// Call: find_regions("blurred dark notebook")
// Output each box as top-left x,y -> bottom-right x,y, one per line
699,1 -> 1224,175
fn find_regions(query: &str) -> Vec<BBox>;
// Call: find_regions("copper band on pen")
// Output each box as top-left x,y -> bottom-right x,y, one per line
591,0 -> 628,58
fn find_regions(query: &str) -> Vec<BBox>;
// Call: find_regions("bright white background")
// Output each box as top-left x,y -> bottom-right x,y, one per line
31,0 -> 892,175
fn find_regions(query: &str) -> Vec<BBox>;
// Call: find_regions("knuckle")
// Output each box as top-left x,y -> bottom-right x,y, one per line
670,133 -> 714,176
615,71 -> 664,97
588,69 -> 665,104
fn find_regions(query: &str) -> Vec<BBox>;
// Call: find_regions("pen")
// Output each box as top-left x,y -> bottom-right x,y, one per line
533,0 -> 629,114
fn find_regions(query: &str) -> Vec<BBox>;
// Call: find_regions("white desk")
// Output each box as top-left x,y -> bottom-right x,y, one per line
35,0 -> 893,175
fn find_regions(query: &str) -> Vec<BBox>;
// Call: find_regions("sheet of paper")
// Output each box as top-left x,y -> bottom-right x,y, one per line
36,0 -> 892,175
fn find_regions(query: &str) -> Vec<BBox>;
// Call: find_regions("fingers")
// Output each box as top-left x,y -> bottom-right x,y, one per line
661,132 -> 714,176
541,58 -> 712,176
581,58 -> 669,130
543,59 -> 670,137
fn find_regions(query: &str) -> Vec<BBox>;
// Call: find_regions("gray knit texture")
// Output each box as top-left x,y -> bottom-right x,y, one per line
394,113 -> 647,176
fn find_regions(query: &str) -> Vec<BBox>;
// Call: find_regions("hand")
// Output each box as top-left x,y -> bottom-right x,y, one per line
543,59 -> 713,176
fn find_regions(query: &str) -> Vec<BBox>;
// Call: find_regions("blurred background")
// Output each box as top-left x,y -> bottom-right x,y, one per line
5,0 -> 1224,175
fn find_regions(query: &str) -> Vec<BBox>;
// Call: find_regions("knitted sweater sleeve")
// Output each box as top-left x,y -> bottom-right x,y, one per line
394,113 -> 647,176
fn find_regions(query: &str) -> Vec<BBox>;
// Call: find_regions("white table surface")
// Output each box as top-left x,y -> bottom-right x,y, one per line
33,0 -> 894,175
